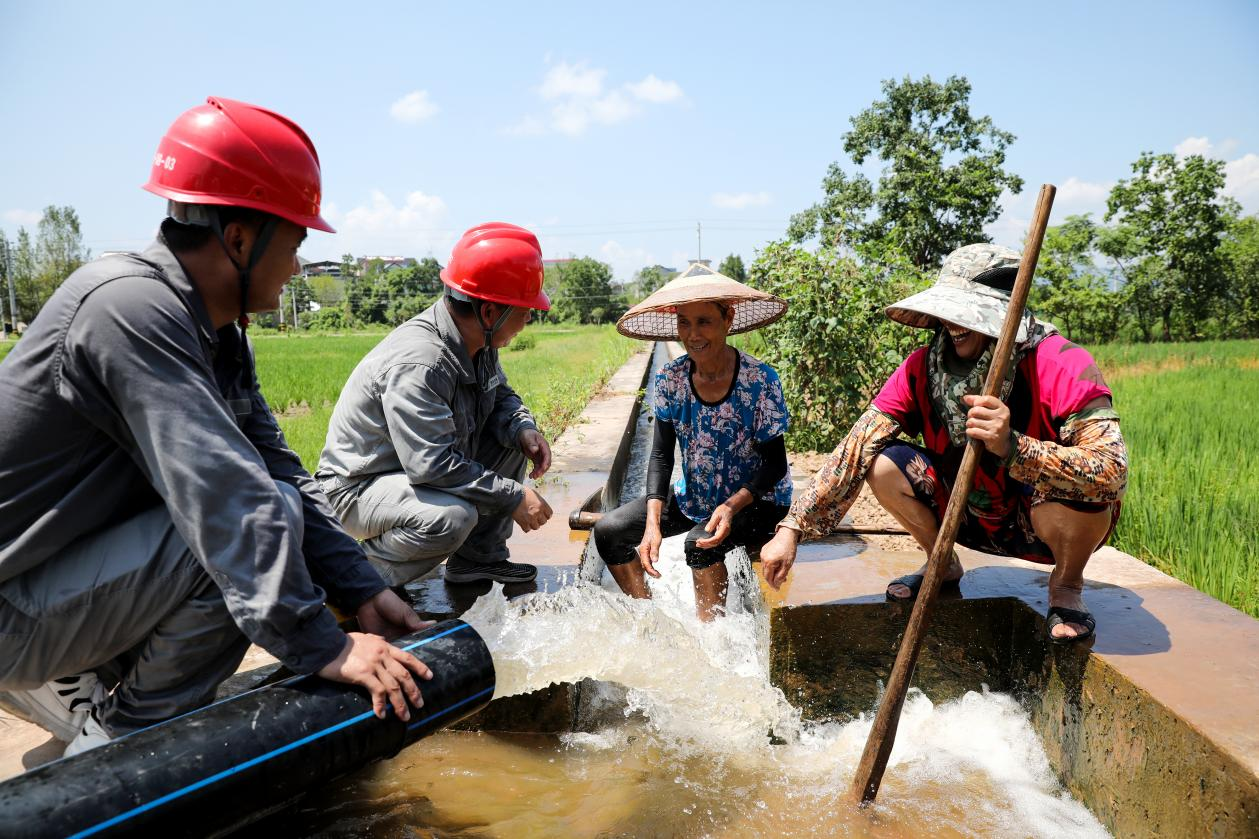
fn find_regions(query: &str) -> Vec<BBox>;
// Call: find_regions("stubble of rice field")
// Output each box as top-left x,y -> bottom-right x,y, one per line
1091,340 -> 1259,618
250,324 -> 636,473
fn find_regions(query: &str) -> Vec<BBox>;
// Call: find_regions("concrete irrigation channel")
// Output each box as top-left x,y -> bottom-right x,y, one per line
2,342 -> 1257,837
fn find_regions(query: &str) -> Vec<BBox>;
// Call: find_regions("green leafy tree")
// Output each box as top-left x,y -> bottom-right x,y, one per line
750,241 -> 929,450
1105,152 -> 1239,340
553,257 -> 615,323
1221,215 -> 1259,339
632,265 -> 667,299
718,253 -> 747,282
308,274 -> 344,306
1032,215 -> 1120,344
790,75 -> 1022,269
11,228 -> 37,326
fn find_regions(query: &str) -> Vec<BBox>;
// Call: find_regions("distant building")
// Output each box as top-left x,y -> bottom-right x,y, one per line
301,259 -> 342,278
358,256 -> 417,272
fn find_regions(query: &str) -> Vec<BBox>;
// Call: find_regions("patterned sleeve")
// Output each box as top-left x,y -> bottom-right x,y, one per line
652,367 -> 675,423
754,368 -> 790,442
779,407 -> 900,540
1007,413 -> 1128,503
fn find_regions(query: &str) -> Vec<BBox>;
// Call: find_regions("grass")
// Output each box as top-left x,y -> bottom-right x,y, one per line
251,325 -> 636,472
1092,340 -> 1259,617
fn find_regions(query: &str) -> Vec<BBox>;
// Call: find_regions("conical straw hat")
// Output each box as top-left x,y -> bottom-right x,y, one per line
616,262 -> 788,340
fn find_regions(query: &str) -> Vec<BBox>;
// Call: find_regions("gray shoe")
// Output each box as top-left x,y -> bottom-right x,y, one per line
63,706 -> 113,757
444,558 -> 537,584
0,672 -> 103,743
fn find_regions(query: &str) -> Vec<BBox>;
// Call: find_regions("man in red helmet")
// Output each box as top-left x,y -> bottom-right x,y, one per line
0,98 -> 431,757
316,223 -> 554,588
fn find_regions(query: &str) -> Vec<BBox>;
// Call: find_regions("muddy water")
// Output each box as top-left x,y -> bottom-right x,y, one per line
285,539 -> 1109,838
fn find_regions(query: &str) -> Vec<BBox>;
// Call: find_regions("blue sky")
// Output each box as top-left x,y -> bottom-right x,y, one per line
2,0 -> 1257,281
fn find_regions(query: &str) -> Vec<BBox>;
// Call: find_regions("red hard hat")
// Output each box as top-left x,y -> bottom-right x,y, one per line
143,96 -> 335,233
441,222 -> 550,311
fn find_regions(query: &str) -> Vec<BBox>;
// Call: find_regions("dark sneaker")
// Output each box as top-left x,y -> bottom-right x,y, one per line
444,558 -> 538,584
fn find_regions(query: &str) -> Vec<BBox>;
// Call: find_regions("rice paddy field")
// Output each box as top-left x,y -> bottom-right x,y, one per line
1,333 -> 1255,616
249,325 -> 636,472
1092,339 -> 1259,618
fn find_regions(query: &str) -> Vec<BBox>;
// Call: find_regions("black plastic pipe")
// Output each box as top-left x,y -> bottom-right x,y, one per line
0,619 -> 494,838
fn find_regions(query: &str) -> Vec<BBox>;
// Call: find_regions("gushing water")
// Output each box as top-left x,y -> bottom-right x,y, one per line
297,536 -> 1109,837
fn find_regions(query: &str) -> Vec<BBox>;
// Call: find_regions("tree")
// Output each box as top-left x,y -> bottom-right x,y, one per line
35,206 -> 90,294
1032,215 -> 1120,344
553,257 -> 615,323
12,228 -> 36,326
1221,215 -> 1259,339
1105,152 -> 1239,340
718,253 -> 747,282
632,265 -> 668,299
789,75 -> 1022,269
750,241 -> 928,450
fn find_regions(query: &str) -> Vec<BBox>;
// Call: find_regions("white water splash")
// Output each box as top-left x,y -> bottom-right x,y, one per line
460,534 -> 1109,838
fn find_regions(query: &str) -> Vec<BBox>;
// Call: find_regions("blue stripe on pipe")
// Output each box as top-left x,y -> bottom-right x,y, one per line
69,621 -> 485,838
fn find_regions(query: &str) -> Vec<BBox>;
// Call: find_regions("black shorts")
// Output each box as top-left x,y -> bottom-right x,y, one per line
591,491 -> 789,570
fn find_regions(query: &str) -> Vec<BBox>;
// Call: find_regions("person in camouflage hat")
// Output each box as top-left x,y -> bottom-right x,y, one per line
758,243 -> 1129,644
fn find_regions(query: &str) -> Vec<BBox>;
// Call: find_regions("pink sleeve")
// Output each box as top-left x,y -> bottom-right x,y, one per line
1033,335 -> 1113,420
872,348 -> 926,428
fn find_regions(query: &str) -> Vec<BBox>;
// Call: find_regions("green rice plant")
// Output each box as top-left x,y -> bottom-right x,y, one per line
1098,340 -> 1259,617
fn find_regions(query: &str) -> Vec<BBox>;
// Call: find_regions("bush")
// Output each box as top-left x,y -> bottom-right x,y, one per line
750,241 -> 929,451
508,332 -> 537,351
302,306 -> 361,332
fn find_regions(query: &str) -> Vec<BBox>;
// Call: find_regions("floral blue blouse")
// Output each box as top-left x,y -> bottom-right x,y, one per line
653,350 -> 792,522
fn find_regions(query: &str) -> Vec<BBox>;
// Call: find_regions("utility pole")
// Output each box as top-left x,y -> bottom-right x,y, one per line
291,286 -> 300,331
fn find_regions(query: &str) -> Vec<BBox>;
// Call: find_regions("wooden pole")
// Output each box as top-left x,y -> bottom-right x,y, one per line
848,183 -> 1057,805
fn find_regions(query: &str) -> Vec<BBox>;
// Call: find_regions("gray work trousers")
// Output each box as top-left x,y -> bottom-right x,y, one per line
0,482 -> 303,737
323,435 -> 526,587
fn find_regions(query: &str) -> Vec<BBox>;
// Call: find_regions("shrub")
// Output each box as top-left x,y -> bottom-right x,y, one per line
750,241 -> 929,451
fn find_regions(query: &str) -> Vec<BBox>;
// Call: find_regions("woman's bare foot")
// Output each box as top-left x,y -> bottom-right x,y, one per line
1047,583 -> 1091,640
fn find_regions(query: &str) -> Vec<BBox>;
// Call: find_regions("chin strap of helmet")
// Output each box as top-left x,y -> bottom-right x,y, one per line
448,287 -> 513,389
207,210 -> 278,393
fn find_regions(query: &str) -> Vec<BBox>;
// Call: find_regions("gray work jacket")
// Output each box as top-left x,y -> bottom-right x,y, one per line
0,240 -> 385,674
317,300 -> 535,514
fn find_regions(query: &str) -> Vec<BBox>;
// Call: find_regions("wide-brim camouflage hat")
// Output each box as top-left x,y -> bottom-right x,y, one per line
616,262 -> 788,341
885,243 -> 1033,342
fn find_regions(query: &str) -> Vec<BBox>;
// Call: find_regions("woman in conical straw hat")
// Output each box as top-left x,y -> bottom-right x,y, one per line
758,243 -> 1129,644
592,263 -> 791,621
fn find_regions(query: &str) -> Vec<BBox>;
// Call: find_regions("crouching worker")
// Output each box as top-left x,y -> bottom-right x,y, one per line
317,223 -> 553,588
759,244 -> 1127,643
0,98 -> 431,757
593,263 -> 792,620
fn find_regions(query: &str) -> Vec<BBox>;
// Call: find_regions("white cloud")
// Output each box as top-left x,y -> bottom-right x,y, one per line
598,239 -> 656,283
3,209 -> 41,227
539,61 -> 605,100
626,74 -> 685,104
508,59 -> 685,137
1174,136 -> 1213,159
1224,153 -> 1259,213
320,189 -> 451,259
389,90 -> 439,124
711,191 -> 772,210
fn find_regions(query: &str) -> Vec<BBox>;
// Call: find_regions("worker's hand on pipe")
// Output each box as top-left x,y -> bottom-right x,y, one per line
695,504 -> 734,549
513,486 -> 553,532
357,589 -> 433,640
638,525 -> 663,578
519,428 -> 552,480
962,394 -> 1013,459
760,526 -> 801,590
319,632 -> 433,722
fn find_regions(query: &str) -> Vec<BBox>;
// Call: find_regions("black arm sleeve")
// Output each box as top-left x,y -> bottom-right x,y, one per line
646,419 -> 677,501
743,435 -> 788,498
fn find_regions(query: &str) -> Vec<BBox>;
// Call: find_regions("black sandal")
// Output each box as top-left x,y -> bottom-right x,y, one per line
1046,606 -> 1096,645
884,573 -> 961,602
